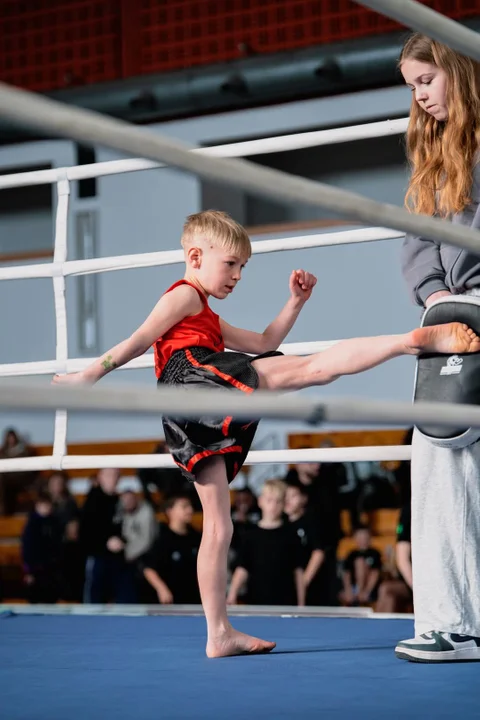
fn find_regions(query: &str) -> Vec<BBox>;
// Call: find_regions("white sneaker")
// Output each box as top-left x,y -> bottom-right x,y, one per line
395,631 -> 480,663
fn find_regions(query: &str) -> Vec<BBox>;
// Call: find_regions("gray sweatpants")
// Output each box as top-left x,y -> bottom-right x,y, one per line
412,290 -> 480,636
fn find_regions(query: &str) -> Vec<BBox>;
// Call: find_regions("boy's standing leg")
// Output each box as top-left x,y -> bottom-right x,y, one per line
193,455 -> 275,658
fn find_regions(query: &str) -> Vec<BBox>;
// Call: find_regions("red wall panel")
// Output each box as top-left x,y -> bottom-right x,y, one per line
0,0 -> 478,92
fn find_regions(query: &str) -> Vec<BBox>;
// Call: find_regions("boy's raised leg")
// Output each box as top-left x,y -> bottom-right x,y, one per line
194,455 -> 276,658
252,323 -> 480,391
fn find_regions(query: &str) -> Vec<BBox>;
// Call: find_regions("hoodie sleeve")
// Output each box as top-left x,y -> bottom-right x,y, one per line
401,233 -> 448,307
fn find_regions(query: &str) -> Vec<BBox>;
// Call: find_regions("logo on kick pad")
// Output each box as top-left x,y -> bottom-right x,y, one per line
440,355 -> 463,376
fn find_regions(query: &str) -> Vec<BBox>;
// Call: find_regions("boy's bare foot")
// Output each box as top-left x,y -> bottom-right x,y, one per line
206,628 -> 276,659
408,323 -> 480,355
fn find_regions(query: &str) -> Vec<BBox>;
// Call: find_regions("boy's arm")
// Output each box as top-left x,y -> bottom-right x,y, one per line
396,542 -> 413,589
303,549 -> 325,588
227,567 -> 249,604
295,567 -> 306,606
143,567 -> 174,604
54,285 -> 202,385
358,551 -> 382,600
220,269 -> 316,354
342,553 -> 353,593
342,566 -> 354,594
361,568 -> 380,598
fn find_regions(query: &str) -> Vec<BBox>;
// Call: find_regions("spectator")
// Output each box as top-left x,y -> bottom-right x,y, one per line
22,490 -> 62,603
376,502 -> 413,613
47,471 -> 79,535
81,468 -> 136,603
121,490 -> 158,562
44,471 -> 83,602
227,479 -> 304,606
231,487 -> 260,525
284,482 -> 327,606
284,453 -> 345,604
230,487 -> 260,558
59,517 -> 85,603
284,451 -> 345,547
142,493 -> 201,604
341,525 -> 382,607
0,427 -> 37,515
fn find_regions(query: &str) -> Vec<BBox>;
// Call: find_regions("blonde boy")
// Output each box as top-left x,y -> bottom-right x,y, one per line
228,480 -> 304,606
54,209 -> 480,658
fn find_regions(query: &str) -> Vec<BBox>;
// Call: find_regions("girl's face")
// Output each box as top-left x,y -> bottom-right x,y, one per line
401,58 -> 449,121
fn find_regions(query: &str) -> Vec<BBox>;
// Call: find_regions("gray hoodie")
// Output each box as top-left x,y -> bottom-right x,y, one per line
402,162 -> 480,307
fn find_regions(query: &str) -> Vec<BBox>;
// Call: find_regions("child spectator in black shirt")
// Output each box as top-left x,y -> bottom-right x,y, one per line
341,525 -> 382,606
142,494 -> 201,604
284,482 -> 327,605
227,479 -> 304,606
22,490 -> 62,603
229,487 -> 260,574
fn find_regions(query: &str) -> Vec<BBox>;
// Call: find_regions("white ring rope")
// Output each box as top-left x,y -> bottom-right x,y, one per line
354,0 -> 480,62
0,118 -> 409,190
1,84 -> 480,255
0,227 -> 404,283
0,446 -> 411,474
0,341 -> 340,378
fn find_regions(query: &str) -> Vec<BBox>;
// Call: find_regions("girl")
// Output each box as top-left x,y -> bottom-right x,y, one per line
397,33 -> 480,663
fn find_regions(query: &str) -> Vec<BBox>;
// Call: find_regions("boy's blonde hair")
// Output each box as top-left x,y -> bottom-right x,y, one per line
181,210 -> 252,259
261,479 -> 288,500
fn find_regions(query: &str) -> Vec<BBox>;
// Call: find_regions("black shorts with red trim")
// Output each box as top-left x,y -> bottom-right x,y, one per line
158,346 -> 282,483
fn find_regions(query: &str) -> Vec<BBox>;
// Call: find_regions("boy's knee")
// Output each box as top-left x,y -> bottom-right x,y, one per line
204,517 -> 233,545
305,357 -> 338,386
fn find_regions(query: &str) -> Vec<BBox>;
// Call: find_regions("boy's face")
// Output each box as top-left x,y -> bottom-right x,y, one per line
36,501 -> 52,517
48,473 -> 65,497
121,491 -> 137,513
355,529 -> 371,550
97,467 -> 120,495
284,486 -> 306,517
188,241 -> 248,299
234,490 -> 254,514
168,497 -> 193,525
300,461 -> 320,476
259,489 -> 284,521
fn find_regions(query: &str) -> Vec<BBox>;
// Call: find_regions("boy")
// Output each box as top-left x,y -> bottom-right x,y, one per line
142,493 -> 201,604
284,482 -> 327,606
341,525 -> 382,606
227,480 -> 304,606
22,490 -> 62,603
54,209 -> 480,658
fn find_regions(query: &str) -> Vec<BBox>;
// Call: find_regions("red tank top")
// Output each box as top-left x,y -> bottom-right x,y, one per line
153,279 -> 224,378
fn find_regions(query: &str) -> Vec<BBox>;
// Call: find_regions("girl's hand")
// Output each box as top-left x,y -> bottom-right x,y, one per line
290,269 -> 317,302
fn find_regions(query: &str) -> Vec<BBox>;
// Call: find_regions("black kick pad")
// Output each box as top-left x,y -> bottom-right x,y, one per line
415,298 -> 480,443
